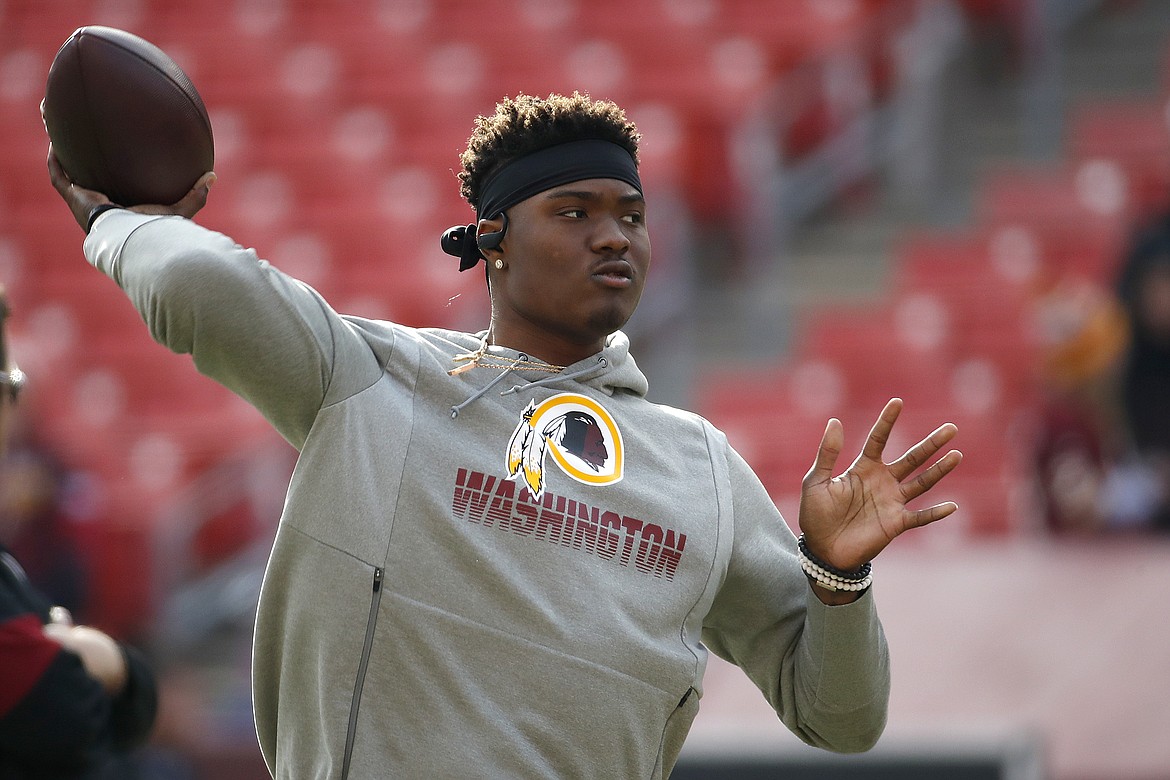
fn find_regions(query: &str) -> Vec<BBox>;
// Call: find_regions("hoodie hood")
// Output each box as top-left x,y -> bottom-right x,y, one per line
576,331 -> 649,398
448,329 -> 648,416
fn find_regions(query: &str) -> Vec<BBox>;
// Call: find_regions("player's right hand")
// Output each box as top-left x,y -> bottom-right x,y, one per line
47,143 -> 214,231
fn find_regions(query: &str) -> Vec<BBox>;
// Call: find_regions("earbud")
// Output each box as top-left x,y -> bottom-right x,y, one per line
477,212 -> 509,252
440,224 -> 471,258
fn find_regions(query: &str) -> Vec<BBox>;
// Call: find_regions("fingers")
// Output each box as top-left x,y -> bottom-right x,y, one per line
46,144 -> 71,195
904,500 -> 959,530
860,397 -> 903,462
50,144 -> 215,227
193,171 -> 217,192
48,625 -> 129,694
178,171 -> 215,216
804,417 -> 844,487
48,605 -> 73,627
134,171 -> 215,219
48,144 -> 111,232
866,401 -> 962,515
889,421 -> 958,482
42,621 -> 70,643
899,448 -> 963,503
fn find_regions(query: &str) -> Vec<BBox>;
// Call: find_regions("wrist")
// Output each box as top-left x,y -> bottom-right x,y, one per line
797,534 -> 872,595
808,578 -> 865,605
86,203 -> 122,233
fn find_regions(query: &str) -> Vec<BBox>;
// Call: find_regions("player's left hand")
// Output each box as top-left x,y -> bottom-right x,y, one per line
798,398 -> 962,573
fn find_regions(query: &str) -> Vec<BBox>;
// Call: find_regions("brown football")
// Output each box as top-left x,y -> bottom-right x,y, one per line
43,26 -> 214,206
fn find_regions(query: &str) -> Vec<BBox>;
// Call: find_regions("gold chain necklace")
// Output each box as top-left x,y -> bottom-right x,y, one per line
448,338 -> 566,376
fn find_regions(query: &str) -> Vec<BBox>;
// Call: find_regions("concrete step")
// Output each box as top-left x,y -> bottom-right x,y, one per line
690,0 -> 1170,373
773,0 -> 1170,336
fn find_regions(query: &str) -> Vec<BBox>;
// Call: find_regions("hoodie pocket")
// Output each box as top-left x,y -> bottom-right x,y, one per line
340,566 -> 384,780
658,687 -> 700,777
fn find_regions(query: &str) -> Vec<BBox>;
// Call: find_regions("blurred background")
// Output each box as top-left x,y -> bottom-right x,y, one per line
2,0 -> 1169,777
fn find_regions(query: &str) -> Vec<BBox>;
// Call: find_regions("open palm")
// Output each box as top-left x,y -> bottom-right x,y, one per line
798,398 -> 962,572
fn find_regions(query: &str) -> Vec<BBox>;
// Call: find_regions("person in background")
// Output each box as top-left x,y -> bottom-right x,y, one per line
1115,232 -> 1170,530
1031,273 -> 1131,533
0,428 -> 91,622
0,289 -> 159,777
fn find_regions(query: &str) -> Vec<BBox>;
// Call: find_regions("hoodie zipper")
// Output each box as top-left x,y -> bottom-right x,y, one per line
340,566 -> 384,780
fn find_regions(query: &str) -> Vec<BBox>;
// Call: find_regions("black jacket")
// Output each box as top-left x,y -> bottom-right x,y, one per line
0,546 -> 157,778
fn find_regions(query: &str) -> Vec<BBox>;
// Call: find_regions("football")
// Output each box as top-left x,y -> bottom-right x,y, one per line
43,26 -> 214,207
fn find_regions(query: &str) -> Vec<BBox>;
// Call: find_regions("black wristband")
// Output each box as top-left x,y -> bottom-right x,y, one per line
797,534 -> 871,580
85,203 -> 123,234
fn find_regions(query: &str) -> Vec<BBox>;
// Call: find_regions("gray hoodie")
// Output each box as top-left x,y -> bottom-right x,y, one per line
85,211 -> 889,779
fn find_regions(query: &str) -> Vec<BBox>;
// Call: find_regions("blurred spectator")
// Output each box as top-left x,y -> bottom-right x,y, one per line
1038,209 -> 1170,535
1114,217 -> 1170,530
1032,273 -> 1131,534
0,429 -> 91,620
0,289 -> 160,777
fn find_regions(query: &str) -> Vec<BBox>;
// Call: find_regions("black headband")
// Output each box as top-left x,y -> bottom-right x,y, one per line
441,139 -> 642,271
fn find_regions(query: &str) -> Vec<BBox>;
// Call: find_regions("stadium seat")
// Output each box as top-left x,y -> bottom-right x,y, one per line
1067,98 -> 1170,221
977,162 -> 1135,240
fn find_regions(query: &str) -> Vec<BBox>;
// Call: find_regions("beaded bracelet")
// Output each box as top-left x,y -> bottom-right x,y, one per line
797,534 -> 873,592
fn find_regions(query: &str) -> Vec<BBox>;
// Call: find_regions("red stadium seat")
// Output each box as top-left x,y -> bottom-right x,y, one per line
977,162 -> 1135,245
1067,98 -> 1170,221
892,230 -> 1038,354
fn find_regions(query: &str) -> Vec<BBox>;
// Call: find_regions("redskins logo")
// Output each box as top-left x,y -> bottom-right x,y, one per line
506,393 -> 624,500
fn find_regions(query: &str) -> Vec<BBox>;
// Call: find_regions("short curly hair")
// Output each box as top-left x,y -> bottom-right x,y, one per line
458,92 -> 641,211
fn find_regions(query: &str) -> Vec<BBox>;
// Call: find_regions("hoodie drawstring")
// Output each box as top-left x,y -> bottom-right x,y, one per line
450,356 -> 525,418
